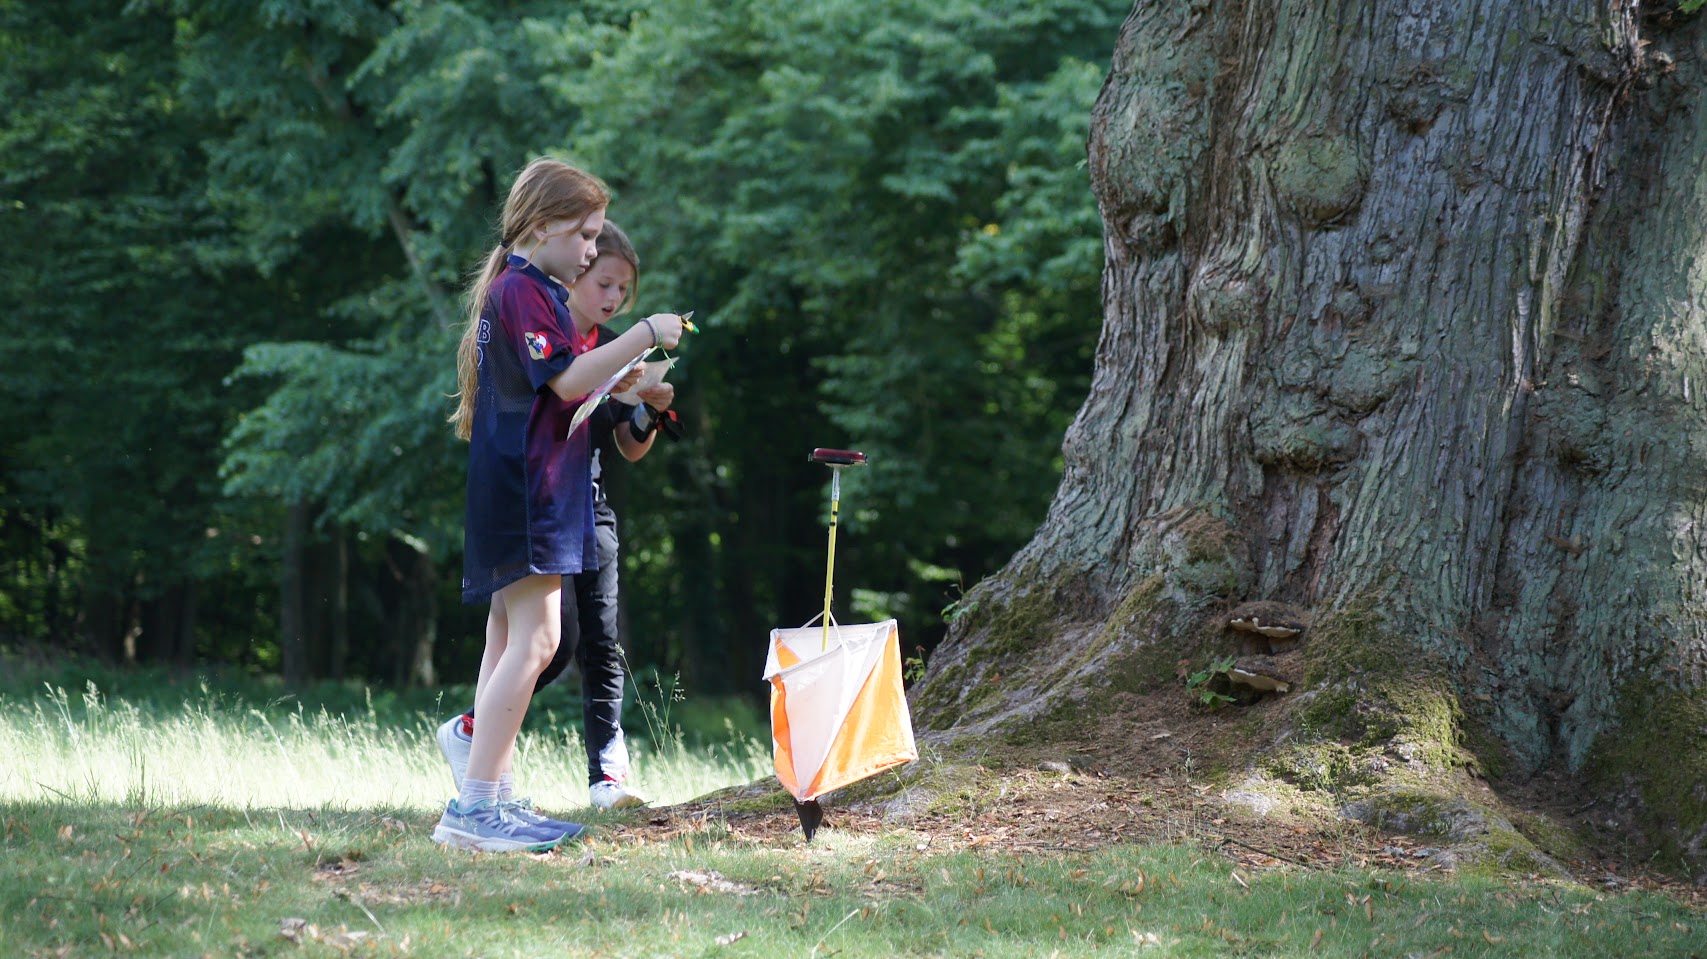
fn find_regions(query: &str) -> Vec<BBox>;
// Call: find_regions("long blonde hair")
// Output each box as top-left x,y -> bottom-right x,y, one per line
450,158 -> 610,440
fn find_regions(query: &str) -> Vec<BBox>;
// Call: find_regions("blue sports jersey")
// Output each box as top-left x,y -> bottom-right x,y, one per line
461,255 -> 600,603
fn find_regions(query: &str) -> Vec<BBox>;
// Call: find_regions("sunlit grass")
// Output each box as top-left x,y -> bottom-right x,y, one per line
0,677 -> 770,814
1,666 -> 1704,957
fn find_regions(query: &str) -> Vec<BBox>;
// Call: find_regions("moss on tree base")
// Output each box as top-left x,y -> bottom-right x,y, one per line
914,538 -> 1707,878
1341,788 -> 1570,877
1587,684 -> 1707,868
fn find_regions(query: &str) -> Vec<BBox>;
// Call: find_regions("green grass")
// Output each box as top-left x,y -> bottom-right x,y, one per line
0,654 -> 770,811
6,801 -> 1703,958
0,660 -> 1704,957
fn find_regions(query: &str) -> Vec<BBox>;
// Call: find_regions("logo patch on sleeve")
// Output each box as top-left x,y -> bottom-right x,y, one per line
524,332 -> 552,361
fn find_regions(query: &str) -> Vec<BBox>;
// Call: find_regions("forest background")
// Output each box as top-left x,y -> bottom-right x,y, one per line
0,0 -> 1126,701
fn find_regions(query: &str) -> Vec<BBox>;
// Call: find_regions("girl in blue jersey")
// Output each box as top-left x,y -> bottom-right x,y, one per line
435,223 -> 671,812
438,158 -> 683,853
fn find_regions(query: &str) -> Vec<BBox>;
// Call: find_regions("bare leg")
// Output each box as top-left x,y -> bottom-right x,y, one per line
471,602 -> 508,720
465,574 -> 560,784
466,602 -> 512,779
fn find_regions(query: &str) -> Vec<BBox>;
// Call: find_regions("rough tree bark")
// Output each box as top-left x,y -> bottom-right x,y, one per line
914,1 -> 1707,865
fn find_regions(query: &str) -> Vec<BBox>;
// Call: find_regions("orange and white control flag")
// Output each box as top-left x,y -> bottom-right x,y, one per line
763,619 -> 917,802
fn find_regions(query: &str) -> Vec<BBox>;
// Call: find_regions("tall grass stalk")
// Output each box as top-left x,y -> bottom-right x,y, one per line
0,679 -> 769,812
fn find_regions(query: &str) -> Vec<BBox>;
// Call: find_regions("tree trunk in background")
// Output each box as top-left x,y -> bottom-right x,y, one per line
77,547 -> 126,662
44,527 -> 70,644
173,581 -> 197,668
408,546 -> 438,688
137,584 -> 184,664
330,531 -> 349,681
726,455 -> 786,698
677,507 -> 728,696
607,467 -> 636,673
279,501 -> 308,686
914,1 -> 1707,865
384,536 -> 437,688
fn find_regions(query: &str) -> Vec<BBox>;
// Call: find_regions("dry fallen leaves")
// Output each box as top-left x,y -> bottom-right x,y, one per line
667,870 -> 761,896
278,917 -> 372,952
279,917 -> 308,944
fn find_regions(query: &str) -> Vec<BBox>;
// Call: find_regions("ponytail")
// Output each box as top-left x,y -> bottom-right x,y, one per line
451,157 -> 610,439
449,244 -> 509,440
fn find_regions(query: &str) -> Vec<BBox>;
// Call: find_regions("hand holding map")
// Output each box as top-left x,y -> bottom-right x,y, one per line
612,356 -> 676,404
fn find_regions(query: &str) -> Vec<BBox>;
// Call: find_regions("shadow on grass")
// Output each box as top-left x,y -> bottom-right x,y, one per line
4,797 -> 1705,959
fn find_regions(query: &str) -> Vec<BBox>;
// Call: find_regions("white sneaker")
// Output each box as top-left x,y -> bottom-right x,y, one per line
436,715 -> 471,791
589,778 -> 648,811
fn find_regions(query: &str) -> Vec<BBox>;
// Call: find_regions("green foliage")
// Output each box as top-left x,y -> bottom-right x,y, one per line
1185,655 -> 1237,709
903,647 -> 928,684
0,0 -> 1125,693
565,0 -> 1120,688
0,0 -> 277,645
942,595 -> 980,623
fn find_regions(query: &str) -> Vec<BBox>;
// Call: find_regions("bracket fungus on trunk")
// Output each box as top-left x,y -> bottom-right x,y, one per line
1227,655 -> 1295,695
1226,600 -> 1311,655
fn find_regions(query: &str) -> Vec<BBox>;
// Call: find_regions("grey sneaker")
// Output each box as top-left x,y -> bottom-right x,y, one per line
502,799 -> 587,841
431,799 -> 568,853
436,715 -> 471,791
589,778 -> 648,811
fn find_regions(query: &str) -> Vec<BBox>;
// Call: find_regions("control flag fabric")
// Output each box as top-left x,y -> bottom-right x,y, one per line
763,619 -> 917,802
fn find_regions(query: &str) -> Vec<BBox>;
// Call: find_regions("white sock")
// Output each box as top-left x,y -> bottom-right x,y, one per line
458,778 -> 500,809
498,772 -> 516,803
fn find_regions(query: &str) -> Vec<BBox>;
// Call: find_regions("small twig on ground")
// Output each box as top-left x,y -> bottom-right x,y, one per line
334,889 -> 386,934
809,908 -> 862,958
1217,834 -> 1321,871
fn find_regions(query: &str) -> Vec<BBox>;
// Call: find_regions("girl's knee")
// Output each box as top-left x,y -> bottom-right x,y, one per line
515,633 -> 561,673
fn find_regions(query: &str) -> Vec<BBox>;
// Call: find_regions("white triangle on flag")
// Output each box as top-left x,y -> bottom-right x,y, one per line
764,620 -> 897,798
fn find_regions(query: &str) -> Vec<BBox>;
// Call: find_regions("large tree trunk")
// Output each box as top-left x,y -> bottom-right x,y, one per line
914,1 -> 1707,865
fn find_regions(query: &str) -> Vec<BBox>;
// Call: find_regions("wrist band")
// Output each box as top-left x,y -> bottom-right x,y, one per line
630,404 -> 659,442
639,317 -> 659,348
